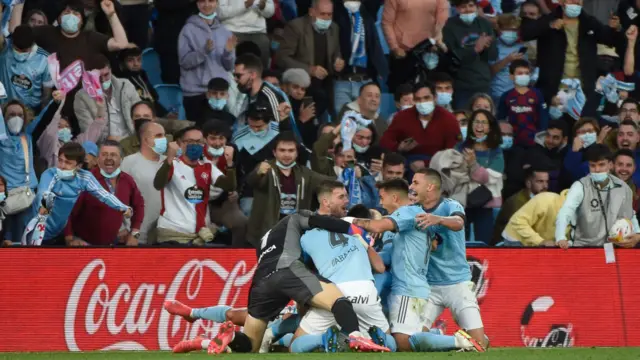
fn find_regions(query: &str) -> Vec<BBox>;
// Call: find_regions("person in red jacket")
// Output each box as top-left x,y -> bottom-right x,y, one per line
379,82 -> 462,173
64,140 -> 145,246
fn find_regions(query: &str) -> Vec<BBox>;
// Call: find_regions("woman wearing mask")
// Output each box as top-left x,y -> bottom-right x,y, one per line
563,117 -> 601,182
456,109 -> 504,244
178,0 -> 237,122
0,100 -> 48,243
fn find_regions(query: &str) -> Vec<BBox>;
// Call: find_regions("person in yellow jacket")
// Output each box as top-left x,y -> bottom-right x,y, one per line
502,190 -> 570,247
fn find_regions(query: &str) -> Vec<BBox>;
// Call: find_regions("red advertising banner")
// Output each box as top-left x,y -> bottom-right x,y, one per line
0,248 -> 639,352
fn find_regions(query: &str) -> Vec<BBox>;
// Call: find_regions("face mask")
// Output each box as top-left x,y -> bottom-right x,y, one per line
590,172 -> 608,183
500,30 -> 518,45
56,168 -> 76,180
416,101 -> 435,116
343,1 -> 361,12
459,12 -> 477,24
152,137 -> 168,155
422,52 -> 439,70
208,146 -> 224,157
474,135 -> 488,143
564,4 -> 582,18
100,167 -> 121,179
436,92 -> 453,106
102,79 -> 112,90
515,74 -> 531,87
251,128 -> 268,137
460,126 -> 468,139
58,128 -> 72,143
134,118 -> 152,135
276,160 -> 297,169
271,41 -> 280,51
352,143 -> 369,153
0,193 -> 5,202
501,136 -> 513,150
7,116 -> 24,134
208,98 -> 227,110
13,49 -> 29,62
579,132 -> 597,147
314,18 -> 332,31
549,106 -> 563,119
185,144 -> 204,161
400,104 -> 413,110
199,12 -> 217,20
61,14 -> 80,33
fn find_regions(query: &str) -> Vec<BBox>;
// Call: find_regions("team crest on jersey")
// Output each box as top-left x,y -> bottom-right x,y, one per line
11,74 -> 33,90
201,172 -> 209,181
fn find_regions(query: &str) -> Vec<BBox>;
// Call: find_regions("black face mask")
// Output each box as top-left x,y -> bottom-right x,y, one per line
134,119 -> 152,137
237,77 -> 253,94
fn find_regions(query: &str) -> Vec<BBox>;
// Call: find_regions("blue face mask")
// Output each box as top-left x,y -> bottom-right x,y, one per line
100,167 -> 121,179
208,146 -> 224,157
436,92 -> 453,106
590,172 -> 608,183
474,134 -> 488,143
579,132 -> 597,147
61,14 -> 80,33
208,98 -> 227,110
416,101 -> 435,116
501,136 -> 513,150
271,41 -> 280,51
199,12 -> 217,20
58,128 -> 72,143
500,31 -> 518,45
276,160 -> 297,169
251,128 -> 268,137
459,12 -> 477,24
57,168 -> 76,180
185,144 -> 204,161
422,52 -> 439,70
564,4 -> 582,18
353,143 -> 369,153
549,106 -> 563,119
460,126 -> 468,139
152,137 -> 167,155
515,74 -> 531,87
13,49 -> 29,62
314,18 -> 332,31
0,193 -> 5,202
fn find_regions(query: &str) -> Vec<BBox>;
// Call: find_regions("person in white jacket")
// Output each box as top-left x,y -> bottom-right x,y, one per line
218,0 -> 274,67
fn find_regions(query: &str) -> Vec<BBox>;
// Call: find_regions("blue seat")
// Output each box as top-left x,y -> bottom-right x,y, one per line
466,241 -> 489,248
142,48 -> 162,87
379,93 -> 395,121
154,84 -> 186,120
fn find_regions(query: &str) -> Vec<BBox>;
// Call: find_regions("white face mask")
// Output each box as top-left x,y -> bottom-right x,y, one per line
7,116 -> 24,134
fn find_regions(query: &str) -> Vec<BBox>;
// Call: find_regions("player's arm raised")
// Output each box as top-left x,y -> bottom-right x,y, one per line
352,218 -> 396,234
416,213 -> 465,231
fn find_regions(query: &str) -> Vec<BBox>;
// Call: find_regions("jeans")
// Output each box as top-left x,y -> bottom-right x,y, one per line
334,79 -> 371,115
239,197 -> 254,217
465,207 -> 495,245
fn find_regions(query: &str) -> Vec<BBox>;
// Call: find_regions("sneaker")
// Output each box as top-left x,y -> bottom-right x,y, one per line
454,330 -> 485,352
322,326 -> 340,353
163,300 -> 195,323
367,326 -> 386,347
173,335 -> 205,353
349,334 -> 390,352
259,327 -> 275,353
208,321 -> 236,354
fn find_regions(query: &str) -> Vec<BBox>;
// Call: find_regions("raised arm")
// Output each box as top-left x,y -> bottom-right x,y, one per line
103,0 -> 130,51
352,218 -> 396,234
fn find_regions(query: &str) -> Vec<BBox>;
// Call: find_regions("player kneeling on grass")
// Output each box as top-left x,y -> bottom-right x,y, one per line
352,169 -> 485,352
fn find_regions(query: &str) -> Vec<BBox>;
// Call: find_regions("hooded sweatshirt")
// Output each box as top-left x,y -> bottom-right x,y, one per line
178,15 -> 236,97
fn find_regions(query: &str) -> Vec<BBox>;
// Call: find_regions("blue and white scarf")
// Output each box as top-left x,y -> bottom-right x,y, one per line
341,167 -> 362,208
348,10 -> 367,68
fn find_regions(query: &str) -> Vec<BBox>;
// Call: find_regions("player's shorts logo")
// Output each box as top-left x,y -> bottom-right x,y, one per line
467,256 -> 489,303
520,296 -> 575,348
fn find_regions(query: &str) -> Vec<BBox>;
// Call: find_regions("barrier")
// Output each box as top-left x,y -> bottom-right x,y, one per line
0,248 -> 639,351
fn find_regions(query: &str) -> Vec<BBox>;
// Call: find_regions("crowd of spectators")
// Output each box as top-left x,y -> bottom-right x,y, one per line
1,0 -> 639,248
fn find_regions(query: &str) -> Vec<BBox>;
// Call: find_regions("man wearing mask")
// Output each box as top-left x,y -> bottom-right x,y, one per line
556,144 -> 639,248
121,121 -> 168,244
75,54 -> 141,141
0,24 -> 53,112
117,46 -> 169,118
153,126 -> 237,246
245,131 -> 334,247
26,142 -> 132,245
63,140 -> 145,246
202,120 -> 249,247
232,102 -> 279,216
202,77 -> 236,130
431,72 -> 455,112
564,117 -> 601,182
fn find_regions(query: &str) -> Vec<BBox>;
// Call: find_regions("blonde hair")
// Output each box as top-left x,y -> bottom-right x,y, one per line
497,14 -> 520,30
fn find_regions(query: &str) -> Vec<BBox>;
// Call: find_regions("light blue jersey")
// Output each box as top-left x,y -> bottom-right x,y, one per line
388,204 -> 431,299
0,39 -> 53,110
426,198 -> 472,286
300,228 -> 373,284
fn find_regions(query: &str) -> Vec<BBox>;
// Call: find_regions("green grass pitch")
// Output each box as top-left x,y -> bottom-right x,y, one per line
2,348 -> 640,360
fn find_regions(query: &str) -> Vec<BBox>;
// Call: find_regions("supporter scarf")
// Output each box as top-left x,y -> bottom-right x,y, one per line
348,10 -> 367,68
21,215 -> 47,246
263,81 -> 312,154
341,166 -> 362,208
340,110 -> 371,150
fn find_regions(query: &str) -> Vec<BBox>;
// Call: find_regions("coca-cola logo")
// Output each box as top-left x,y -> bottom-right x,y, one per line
64,258 -> 255,351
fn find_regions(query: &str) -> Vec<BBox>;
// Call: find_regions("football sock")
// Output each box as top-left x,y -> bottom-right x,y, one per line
331,297 -> 359,334
290,334 -> 323,353
276,333 -> 293,347
409,332 -> 456,352
384,334 -> 398,352
191,305 -> 231,323
270,315 -> 300,338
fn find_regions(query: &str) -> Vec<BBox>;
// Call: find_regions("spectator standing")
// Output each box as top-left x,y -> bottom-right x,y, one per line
564,117 -> 600,182
64,140 -> 145,246
280,68 -> 318,157
74,54 -> 141,142
153,0 -> 196,84
179,0 -> 237,122
332,0 -> 388,114
382,0 -> 450,92
234,54 -> 287,125
489,14 -> 526,103
245,131 -> 333,246
276,0 -> 341,121
613,149 -> 640,211
218,0 -> 274,68
444,0 -> 497,109
555,144 -> 639,248
121,121 -> 168,244
380,82 -> 461,169
117,46 -> 169,118
528,120 -> 570,192
153,127 -> 236,246
0,25 -> 53,112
